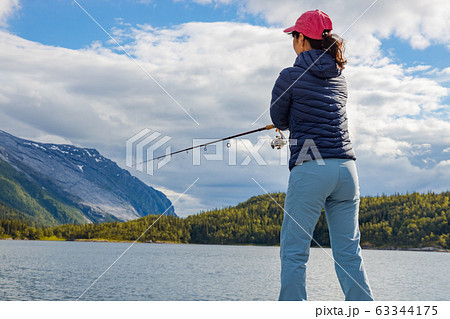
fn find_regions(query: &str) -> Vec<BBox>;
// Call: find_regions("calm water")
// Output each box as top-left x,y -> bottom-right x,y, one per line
0,240 -> 448,301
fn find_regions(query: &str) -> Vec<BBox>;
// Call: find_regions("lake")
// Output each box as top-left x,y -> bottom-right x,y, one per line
0,240 -> 448,301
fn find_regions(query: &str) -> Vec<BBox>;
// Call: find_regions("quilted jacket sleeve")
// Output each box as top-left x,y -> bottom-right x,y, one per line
270,68 -> 292,131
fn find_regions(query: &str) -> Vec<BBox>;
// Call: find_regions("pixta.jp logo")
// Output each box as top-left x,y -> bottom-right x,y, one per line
126,129 -> 172,176
126,129 -> 325,175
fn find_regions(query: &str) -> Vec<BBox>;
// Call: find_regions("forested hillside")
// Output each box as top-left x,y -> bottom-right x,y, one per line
0,159 -> 88,226
1,192 -> 449,249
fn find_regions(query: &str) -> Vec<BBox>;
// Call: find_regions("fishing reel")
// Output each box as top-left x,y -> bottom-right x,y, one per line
271,130 -> 287,150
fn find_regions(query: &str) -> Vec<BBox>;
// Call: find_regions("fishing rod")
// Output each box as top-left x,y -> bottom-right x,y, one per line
135,124 -> 285,166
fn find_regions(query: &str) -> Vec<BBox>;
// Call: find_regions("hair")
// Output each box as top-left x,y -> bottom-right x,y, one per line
291,30 -> 347,69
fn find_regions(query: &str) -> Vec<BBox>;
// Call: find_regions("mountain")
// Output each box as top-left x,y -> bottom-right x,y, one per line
0,130 -> 175,226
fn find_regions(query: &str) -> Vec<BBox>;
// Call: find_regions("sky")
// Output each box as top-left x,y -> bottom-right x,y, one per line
0,0 -> 449,217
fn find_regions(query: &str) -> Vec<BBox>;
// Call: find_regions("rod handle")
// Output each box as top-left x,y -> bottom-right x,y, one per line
265,124 -> 275,130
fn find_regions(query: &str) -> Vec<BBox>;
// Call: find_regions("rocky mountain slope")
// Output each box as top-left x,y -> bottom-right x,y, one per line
0,130 -> 175,226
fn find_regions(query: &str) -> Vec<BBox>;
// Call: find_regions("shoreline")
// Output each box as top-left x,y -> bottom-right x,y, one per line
1,237 -> 448,252
361,246 -> 449,253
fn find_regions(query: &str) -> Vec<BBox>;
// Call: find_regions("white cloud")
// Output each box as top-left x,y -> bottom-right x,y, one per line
431,67 -> 450,83
27,134 -> 74,145
239,0 -> 450,49
0,0 -> 449,215
0,0 -> 19,27
406,65 -> 432,74
153,184 -> 201,216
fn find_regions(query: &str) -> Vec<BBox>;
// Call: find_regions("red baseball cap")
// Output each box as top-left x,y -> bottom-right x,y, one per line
283,9 -> 333,40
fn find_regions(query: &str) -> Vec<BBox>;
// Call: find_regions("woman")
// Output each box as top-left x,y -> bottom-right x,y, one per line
270,10 -> 374,301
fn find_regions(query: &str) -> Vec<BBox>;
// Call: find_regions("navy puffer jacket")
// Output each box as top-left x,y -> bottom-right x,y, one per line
270,49 -> 356,170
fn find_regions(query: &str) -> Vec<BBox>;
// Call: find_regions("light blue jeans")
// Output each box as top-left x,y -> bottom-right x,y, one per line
279,158 -> 374,301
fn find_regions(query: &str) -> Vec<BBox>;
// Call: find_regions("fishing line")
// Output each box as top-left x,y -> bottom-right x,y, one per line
133,124 -> 277,167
